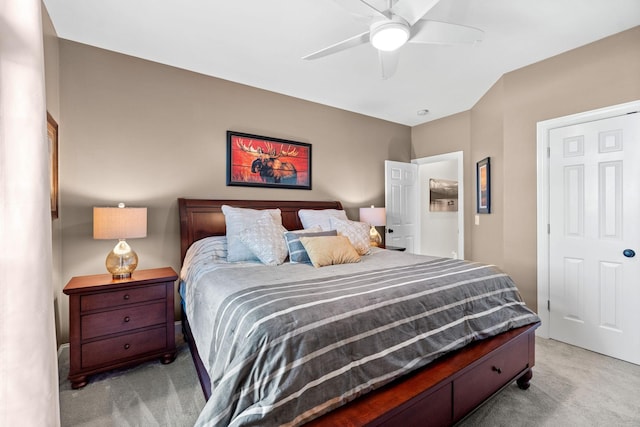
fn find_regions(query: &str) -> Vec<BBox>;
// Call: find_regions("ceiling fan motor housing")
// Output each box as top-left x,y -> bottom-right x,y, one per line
370,15 -> 410,51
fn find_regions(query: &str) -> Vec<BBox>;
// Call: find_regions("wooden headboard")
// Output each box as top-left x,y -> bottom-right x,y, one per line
178,198 -> 343,263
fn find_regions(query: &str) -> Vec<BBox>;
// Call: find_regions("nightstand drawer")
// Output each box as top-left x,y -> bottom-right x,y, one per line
82,301 -> 166,339
82,327 -> 167,368
81,284 -> 166,312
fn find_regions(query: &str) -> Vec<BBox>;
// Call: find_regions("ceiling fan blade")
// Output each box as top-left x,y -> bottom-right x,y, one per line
410,20 -> 484,45
357,0 -> 391,19
302,31 -> 370,60
390,0 -> 441,26
378,50 -> 399,80
331,0 -> 389,22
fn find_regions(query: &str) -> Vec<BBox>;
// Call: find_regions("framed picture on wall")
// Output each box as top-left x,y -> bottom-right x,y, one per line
429,178 -> 458,212
226,131 -> 312,190
47,112 -> 59,219
476,157 -> 490,214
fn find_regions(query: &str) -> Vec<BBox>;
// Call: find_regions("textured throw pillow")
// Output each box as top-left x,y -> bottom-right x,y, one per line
330,217 -> 371,255
221,205 -> 282,262
298,209 -> 348,231
284,229 -> 338,264
299,235 -> 361,268
238,212 -> 288,265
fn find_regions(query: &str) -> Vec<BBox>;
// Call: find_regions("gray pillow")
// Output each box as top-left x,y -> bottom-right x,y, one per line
284,229 -> 337,264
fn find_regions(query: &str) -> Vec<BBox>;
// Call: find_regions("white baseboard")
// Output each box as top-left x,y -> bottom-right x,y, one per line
57,342 -> 69,358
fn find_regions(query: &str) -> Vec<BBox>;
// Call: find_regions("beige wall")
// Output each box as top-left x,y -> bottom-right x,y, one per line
411,26 -> 640,310
42,3 -> 63,344
50,25 -> 639,343
55,40 -> 411,343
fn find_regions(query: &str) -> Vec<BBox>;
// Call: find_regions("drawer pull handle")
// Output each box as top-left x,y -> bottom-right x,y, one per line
124,344 -> 130,350
123,294 -> 130,300
124,316 -> 130,323
492,366 -> 502,374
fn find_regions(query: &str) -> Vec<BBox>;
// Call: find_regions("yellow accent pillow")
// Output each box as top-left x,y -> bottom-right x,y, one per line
299,235 -> 361,268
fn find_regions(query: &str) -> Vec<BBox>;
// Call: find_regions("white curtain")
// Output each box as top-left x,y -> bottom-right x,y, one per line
0,0 -> 61,425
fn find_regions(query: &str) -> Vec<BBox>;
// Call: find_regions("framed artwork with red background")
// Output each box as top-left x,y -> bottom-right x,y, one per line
227,131 -> 311,190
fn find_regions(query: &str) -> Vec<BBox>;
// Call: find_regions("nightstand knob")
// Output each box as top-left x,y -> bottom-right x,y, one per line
124,343 -> 130,350
123,294 -> 130,300
124,316 -> 130,323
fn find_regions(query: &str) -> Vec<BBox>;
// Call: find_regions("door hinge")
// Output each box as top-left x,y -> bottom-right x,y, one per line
547,224 -> 550,234
547,300 -> 550,311
547,146 -> 550,158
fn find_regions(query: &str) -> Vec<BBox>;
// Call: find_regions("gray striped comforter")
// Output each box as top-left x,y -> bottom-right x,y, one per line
183,249 -> 539,427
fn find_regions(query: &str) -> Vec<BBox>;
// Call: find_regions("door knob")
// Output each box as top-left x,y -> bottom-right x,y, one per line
623,249 -> 636,258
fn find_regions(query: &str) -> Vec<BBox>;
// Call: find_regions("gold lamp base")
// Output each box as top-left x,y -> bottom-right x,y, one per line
369,225 -> 382,247
106,239 -> 139,280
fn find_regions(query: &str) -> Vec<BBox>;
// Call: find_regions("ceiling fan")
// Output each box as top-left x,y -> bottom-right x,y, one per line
302,0 -> 484,79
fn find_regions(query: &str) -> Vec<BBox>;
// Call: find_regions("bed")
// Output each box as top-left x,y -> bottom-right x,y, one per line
178,198 -> 540,426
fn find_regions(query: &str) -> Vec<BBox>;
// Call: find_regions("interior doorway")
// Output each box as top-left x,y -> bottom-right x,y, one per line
415,153 -> 463,259
385,152 -> 464,259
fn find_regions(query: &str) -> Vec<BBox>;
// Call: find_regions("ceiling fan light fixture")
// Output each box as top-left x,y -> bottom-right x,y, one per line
370,18 -> 410,52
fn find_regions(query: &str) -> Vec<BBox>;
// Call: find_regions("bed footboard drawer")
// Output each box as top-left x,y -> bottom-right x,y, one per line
382,383 -> 452,427
452,333 -> 529,420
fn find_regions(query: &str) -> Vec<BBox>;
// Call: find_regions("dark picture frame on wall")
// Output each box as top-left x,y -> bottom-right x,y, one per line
226,131 -> 312,190
47,112 -> 59,219
476,157 -> 491,214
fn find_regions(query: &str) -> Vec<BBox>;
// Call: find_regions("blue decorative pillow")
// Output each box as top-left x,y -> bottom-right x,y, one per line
284,230 -> 337,264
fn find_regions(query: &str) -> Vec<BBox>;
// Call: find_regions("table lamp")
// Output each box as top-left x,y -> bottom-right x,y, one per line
359,205 -> 386,247
93,203 -> 147,279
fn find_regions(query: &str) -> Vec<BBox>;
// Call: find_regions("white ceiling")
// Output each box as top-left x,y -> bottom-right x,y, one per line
43,0 -> 640,126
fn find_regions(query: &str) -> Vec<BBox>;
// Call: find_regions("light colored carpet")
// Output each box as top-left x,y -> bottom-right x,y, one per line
58,337 -> 204,427
458,337 -> 640,427
59,336 -> 640,426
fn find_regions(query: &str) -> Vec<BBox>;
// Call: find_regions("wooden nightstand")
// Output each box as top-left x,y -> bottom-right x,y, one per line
63,267 -> 178,389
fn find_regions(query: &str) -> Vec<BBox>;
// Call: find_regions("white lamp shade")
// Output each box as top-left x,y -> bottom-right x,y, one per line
359,206 -> 386,226
93,206 -> 147,240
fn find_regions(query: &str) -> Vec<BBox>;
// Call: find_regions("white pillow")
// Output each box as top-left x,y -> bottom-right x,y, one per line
183,236 -> 227,265
180,236 -> 228,282
298,209 -> 348,231
222,205 -> 282,262
238,212 -> 288,265
330,217 -> 371,255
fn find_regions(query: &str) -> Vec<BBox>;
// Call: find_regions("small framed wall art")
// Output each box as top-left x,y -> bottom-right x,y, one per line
47,112 -> 59,218
226,131 -> 311,190
476,157 -> 491,214
429,178 -> 458,212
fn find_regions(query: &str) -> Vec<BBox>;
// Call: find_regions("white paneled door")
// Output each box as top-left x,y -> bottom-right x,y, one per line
384,160 -> 418,253
549,112 -> 640,365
